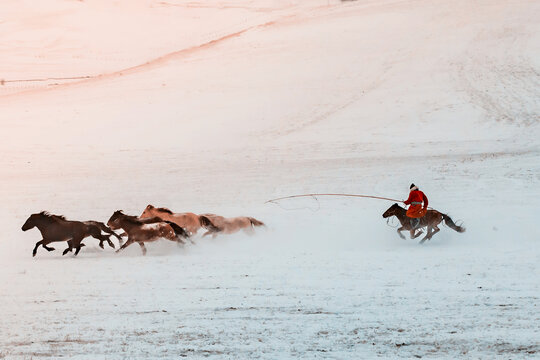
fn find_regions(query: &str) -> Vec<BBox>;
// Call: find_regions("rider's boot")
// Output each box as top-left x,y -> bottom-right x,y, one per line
410,217 -> 420,230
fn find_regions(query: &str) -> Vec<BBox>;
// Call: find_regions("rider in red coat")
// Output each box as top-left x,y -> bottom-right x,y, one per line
404,183 -> 428,229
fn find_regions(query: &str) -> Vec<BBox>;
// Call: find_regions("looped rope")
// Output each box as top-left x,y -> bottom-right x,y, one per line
386,217 -> 400,228
268,194 -> 321,212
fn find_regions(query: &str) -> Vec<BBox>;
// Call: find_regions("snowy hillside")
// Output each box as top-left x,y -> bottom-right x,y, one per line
1,0 -> 539,358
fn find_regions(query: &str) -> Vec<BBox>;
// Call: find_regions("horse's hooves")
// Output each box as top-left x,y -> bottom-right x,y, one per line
32,252 -> 36,257
47,247 -> 55,252
99,244 -> 104,249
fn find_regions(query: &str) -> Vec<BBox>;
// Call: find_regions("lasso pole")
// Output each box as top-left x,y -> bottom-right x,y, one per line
265,193 -> 403,204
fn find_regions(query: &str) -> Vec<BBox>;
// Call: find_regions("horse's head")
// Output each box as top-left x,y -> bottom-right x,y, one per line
21,213 -> 40,231
140,205 -> 155,218
382,203 -> 401,218
107,210 -> 124,230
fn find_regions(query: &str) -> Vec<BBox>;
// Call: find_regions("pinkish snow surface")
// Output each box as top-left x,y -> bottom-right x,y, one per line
1,0 -> 539,358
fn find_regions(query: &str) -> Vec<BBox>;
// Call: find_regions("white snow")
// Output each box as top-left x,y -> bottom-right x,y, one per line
1,0 -> 539,358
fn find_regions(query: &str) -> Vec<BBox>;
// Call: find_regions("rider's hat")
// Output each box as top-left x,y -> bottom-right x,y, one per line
410,183 -> 418,191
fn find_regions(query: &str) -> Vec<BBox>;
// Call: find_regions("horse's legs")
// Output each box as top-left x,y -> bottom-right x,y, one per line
397,227 -> 406,239
63,240 -> 74,256
102,226 -> 123,242
164,233 -> 186,246
429,225 -> 440,239
98,228 -> 119,248
74,243 -> 86,255
91,233 -> 114,249
72,236 -> 85,256
99,234 -> 115,249
419,227 -> 432,244
202,231 -> 214,238
106,237 -> 115,249
138,242 -> 147,256
116,237 -> 135,253
33,240 -> 45,257
42,242 -> 55,252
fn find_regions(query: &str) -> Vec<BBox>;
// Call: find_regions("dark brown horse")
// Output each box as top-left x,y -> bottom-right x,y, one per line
107,210 -> 190,255
82,221 -> 122,249
382,203 -> 465,243
21,212 -> 118,256
199,213 -> 265,238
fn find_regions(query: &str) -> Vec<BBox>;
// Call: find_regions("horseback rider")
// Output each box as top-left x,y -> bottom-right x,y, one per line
403,183 -> 428,229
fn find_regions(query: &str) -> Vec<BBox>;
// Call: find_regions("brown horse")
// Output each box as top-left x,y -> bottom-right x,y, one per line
107,210 -> 190,255
51,216 -> 120,251
113,213 -> 176,244
21,212 -> 117,256
82,221 -> 122,249
382,203 -> 465,243
140,205 -> 219,235
199,213 -> 265,238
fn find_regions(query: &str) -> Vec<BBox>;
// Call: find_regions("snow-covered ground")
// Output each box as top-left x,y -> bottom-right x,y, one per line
1,0 -> 539,358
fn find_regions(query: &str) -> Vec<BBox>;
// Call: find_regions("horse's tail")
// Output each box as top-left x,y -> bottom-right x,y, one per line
199,216 -> 221,233
248,217 -> 265,227
165,221 -> 190,239
442,214 -> 466,233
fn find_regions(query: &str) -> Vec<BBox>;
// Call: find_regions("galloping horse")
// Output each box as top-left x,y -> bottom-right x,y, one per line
140,205 -> 219,235
82,220 -> 123,249
382,203 -> 465,243
107,210 -> 190,255
21,212 -> 118,256
199,213 -> 265,238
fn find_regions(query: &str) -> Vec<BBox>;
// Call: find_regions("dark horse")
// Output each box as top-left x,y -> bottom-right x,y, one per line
82,221 -> 123,249
107,211 -> 190,255
382,203 -> 465,243
21,212 -> 120,256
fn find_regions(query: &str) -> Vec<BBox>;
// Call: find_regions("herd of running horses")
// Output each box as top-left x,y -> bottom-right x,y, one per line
21,205 -> 265,257
21,203 -> 465,257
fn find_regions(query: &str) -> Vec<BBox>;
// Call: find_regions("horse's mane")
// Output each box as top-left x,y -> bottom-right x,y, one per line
156,207 -> 173,214
38,211 -> 67,222
119,214 -> 145,226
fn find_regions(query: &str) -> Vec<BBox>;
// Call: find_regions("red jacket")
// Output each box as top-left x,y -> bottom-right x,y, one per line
404,190 -> 428,208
